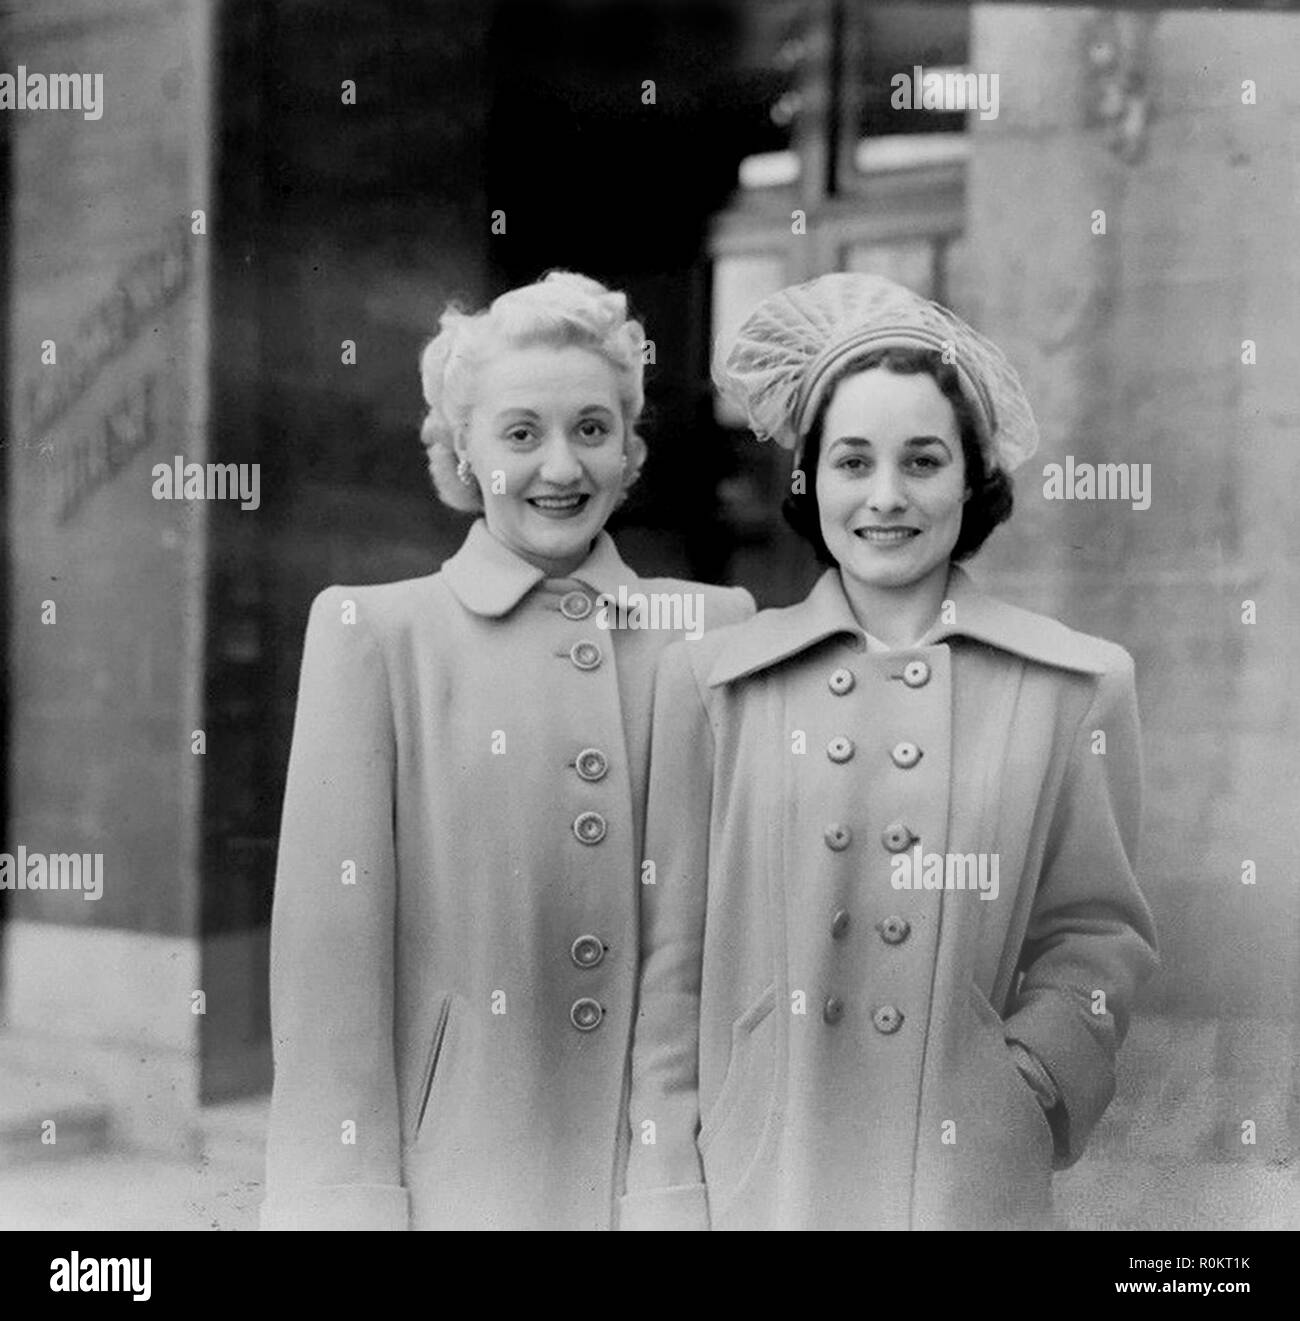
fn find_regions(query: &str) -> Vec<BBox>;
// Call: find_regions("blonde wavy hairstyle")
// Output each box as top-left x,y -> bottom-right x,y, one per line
418,270 -> 649,513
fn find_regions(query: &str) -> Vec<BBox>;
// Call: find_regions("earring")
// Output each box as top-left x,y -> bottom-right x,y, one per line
456,455 -> 473,485
620,454 -> 628,468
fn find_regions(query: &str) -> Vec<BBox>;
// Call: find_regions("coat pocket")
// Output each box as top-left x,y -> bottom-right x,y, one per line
967,983 -> 1055,1152
959,982 -> 1054,1226
413,995 -> 456,1141
698,983 -> 778,1217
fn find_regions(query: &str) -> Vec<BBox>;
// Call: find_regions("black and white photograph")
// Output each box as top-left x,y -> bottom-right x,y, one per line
0,0 -> 1296,1286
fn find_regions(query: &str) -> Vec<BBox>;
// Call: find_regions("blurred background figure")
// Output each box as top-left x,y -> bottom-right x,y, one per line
2,0 -> 1298,1229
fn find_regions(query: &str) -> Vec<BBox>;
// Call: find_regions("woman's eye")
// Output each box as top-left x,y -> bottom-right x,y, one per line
838,456 -> 868,472
504,426 -> 535,444
909,454 -> 943,472
576,419 -> 609,440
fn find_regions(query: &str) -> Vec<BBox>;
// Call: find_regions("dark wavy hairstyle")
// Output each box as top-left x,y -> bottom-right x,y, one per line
783,347 -> 1014,566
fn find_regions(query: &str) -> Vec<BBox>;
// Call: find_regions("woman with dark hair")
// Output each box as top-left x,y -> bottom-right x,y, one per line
782,345 -> 1014,569
621,273 -> 1158,1231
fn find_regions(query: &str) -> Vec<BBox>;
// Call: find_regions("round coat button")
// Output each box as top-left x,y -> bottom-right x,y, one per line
891,741 -> 922,769
831,909 -> 851,939
823,996 -> 845,1025
879,916 -> 911,945
828,667 -> 855,696
873,1004 -> 903,1034
570,640 -> 602,670
824,823 -> 852,852
881,822 -> 915,853
575,748 -> 608,782
573,811 -> 607,845
571,997 -> 603,1031
902,660 -> 931,688
571,935 -> 605,968
827,736 -> 855,764
560,591 -> 593,620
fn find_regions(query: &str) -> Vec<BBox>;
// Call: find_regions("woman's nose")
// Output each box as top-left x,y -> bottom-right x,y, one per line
867,469 -> 908,513
538,434 -> 583,484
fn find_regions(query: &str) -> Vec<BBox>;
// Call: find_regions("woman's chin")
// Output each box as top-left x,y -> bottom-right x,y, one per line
513,504 -> 608,563
835,544 -> 950,593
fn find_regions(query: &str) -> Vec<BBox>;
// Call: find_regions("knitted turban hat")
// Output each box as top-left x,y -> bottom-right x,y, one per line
712,272 -> 1039,473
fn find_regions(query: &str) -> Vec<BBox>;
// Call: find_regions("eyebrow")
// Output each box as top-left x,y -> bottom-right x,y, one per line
493,403 -> 617,423
829,434 -> 952,448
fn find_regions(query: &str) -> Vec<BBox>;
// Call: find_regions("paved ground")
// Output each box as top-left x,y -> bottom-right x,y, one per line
0,1014 -> 1296,1231
0,1086 -> 266,1231
0,1149 -> 263,1232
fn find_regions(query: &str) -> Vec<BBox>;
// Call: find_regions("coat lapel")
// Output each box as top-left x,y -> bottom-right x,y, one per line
706,563 -> 1119,687
924,566 -> 1120,675
441,519 -> 638,618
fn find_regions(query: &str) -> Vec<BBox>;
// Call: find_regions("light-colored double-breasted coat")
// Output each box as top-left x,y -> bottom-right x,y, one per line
261,519 -> 753,1230
622,564 -> 1158,1230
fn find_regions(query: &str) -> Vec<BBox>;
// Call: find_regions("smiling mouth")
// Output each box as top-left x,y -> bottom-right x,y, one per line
528,493 -> 591,516
855,527 -> 921,545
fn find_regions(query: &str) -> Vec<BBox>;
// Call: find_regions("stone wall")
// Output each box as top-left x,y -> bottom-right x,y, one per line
962,4 -> 1300,1027
3,0 -> 213,1138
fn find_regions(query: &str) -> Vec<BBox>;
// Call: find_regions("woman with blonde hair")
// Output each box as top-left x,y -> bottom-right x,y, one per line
622,273 -> 1158,1230
261,271 -> 752,1230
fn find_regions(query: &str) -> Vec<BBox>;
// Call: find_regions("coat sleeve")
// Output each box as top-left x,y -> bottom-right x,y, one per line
1002,653 -> 1159,1169
619,640 -> 714,1230
260,587 -> 408,1230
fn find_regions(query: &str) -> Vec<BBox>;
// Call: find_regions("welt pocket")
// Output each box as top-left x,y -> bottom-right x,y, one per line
699,982 -> 777,1151
966,983 -> 1052,1135
414,995 -> 454,1138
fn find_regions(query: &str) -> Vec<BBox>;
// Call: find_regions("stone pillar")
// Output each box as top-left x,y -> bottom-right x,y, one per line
964,3 -> 1300,1165
3,0 -> 213,1150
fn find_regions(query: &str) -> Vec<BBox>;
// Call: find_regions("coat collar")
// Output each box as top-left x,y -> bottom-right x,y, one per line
707,564 -> 1114,687
441,518 -> 636,618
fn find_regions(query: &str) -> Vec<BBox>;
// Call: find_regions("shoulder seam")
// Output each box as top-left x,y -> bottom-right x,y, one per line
311,586 -> 397,748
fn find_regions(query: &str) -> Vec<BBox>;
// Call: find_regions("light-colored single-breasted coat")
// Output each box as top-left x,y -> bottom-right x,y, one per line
622,564 -> 1158,1230
261,519 -> 753,1230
